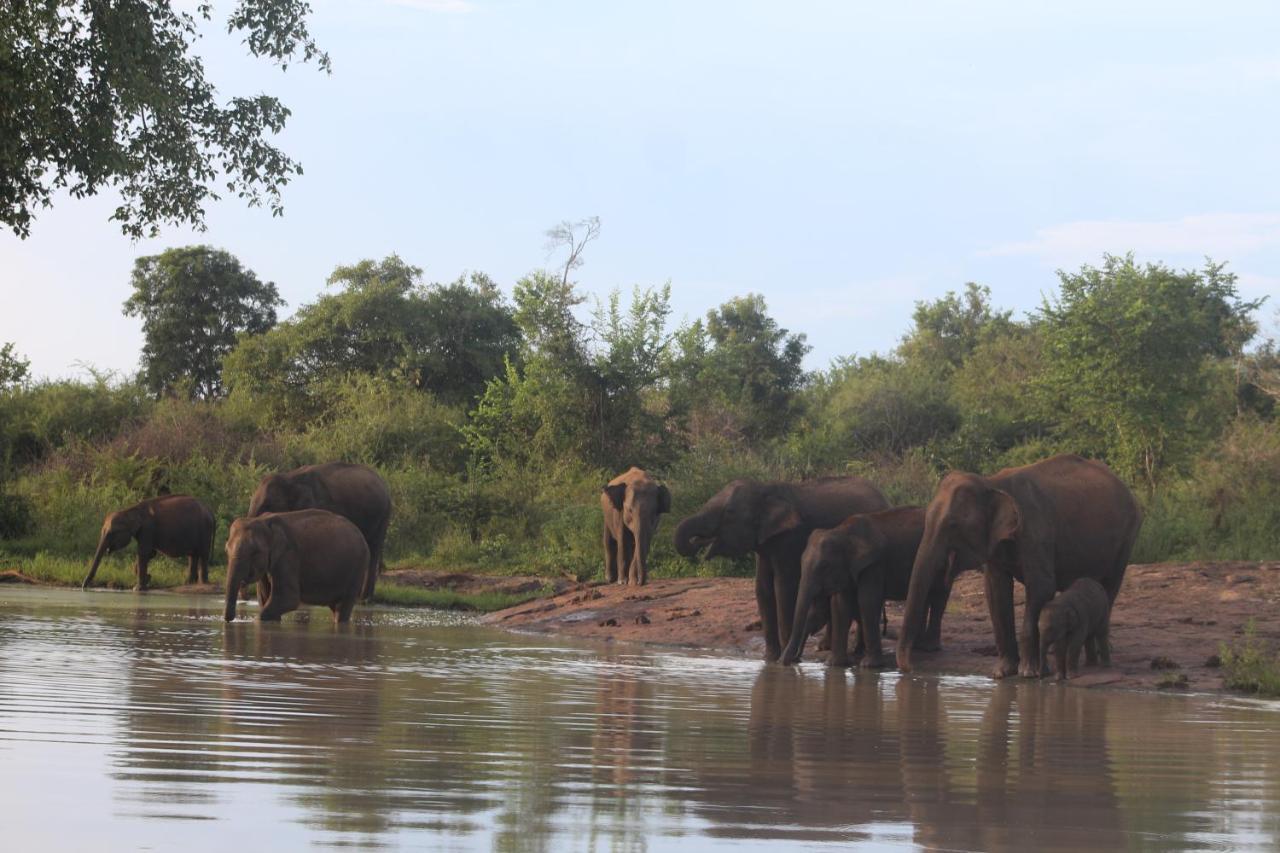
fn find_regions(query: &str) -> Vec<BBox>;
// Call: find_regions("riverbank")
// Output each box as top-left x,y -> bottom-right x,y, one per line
484,560 -> 1280,693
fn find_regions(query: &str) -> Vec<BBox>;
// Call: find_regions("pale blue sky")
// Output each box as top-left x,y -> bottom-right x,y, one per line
3,0 -> 1278,380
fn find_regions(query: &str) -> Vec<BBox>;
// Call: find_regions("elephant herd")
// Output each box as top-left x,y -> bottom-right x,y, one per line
81,462 -> 392,625
614,453 -> 1142,681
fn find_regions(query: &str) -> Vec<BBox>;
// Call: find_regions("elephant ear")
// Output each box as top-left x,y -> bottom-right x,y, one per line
656,485 -> 672,515
846,518 -> 887,580
603,483 -> 627,512
758,496 -> 804,545
988,489 -> 1021,547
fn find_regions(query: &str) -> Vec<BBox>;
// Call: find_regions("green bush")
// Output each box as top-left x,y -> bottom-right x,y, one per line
1220,622 -> 1280,698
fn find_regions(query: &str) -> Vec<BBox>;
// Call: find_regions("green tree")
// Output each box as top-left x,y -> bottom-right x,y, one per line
2,1 -> 328,238
124,246 -> 283,399
898,282 -> 1014,376
1038,255 -> 1263,490
0,343 -> 30,390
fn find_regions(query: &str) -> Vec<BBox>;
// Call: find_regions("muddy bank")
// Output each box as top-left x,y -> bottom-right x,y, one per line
484,561 -> 1280,693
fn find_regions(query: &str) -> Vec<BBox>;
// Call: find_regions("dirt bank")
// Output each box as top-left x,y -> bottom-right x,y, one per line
483,561 -> 1280,693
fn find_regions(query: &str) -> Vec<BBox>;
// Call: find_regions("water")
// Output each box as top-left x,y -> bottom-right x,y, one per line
1,587 -> 1278,852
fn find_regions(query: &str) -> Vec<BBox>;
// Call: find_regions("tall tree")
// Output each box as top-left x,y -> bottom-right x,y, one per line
1,1 -> 328,238
0,343 -> 30,390
125,246 -> 283,399
1038,255 -> 1263,490
898,282 -> 1014,376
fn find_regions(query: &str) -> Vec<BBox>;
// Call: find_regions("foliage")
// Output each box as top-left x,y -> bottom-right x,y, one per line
1037,255 -> 1262,491
1,1 -> 328,238
0,343 -> 30,390
124,246 -> 283,398
898,282 -> 1015,376
1219,622 -> 1280,698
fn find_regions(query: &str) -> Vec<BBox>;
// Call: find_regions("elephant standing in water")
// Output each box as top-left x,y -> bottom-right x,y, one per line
82,495 -> 215,591
248,462 -> 391,601
223,509 -> 369,623
896,454 -> 1141,679
781,506 -> 951,669
673,477 -> 888,662
601,467 -> 672,586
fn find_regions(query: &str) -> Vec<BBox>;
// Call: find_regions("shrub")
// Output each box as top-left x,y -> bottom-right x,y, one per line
1220,622 -> 1280,698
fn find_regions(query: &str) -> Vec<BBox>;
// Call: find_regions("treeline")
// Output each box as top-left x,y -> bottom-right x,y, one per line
1,237 -> 1278,582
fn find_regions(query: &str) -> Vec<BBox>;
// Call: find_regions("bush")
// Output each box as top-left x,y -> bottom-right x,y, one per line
1220,622 -> 1280,698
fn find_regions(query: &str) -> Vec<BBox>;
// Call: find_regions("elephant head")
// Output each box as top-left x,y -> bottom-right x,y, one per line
780,517 -> 886,665
224,517 -> 283,622
897,472 -> 1020,671
82,506 -> 146,588
248,472 -> 317,517
673,480 -> 803,561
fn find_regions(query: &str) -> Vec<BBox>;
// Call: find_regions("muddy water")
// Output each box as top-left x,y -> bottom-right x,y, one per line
1,588 -> 1278,851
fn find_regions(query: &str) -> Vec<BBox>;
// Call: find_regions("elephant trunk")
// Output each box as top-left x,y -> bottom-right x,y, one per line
224,567 -> 241,622
82,537 -> 108,589
896,541 -> 947,672
780,571 -> 821,665
673,513 -> 712,557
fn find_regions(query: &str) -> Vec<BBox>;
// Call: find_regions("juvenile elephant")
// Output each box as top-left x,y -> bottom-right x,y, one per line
673,476 -> 888,662
601,467 -> 672,586
82,495 -> 215,591
1038,577 -> 1111,681
896,454 -> 1141,679
781,506 -> 951,668
248,462 -> 390,601
223,509 -> 369,624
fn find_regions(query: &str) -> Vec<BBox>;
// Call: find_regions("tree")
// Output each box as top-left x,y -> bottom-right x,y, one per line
898,282 -> 1014,375
222,255 -> 520,417
1037,255 -> 1263,491
0,343 -> 30,390
2,1 -> 328,238
124,246 -> 283,399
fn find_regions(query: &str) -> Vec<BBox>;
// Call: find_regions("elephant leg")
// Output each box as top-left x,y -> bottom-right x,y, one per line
984,568 -> 1019,679
1084,634 -> 1099,666
828,591 -> 853,667
333,598 -> 356,624
361,541 -> 383,602
259,576 -> 298,621
135,549 -> 154,592
755,553 -> 782,663
1055,644 -> 1069,682
1066,629 -> 1086,678
257,575 -> 273,608
1018,581 -> 1055,679
857,577 -> 886,669
616,532 -> 633,587
918,581 -> 952,651
603,529 -> 618,583
186,555 -> 199,584
774,564 -> 800,656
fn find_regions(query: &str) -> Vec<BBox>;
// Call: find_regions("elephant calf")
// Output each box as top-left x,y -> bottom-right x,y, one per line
1038,577 -> 1112,681
82,495 -> 215,591
601,467 -> 671,586
224,509 -> 370,624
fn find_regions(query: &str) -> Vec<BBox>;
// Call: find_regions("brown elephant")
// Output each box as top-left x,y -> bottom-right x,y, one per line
673,476 -> 888,662
897,454 -> 1141,679
601,467 -> 671,586
248,462 -> 391,602
1038,577 -> 1111,681
82,495 -> 215,590
223,509 -> 369,624
781,506 -> 951,669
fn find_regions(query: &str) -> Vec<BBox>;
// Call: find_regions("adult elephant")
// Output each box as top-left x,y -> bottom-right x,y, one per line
248,462 -> 391,601
896,454 -> 1141,679
781,506 -> 951,669
673,476 -> 888,662
223,509 -> 369,624
602,467 -> 672,586
82,495 -> 215,590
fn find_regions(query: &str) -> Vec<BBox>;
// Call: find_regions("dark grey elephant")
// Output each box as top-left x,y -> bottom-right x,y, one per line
673,476 -> 888,662
1038,577 -> 1112,680
602,467 -> 672,586
223,509 -> 369,624
897,454 -> 1140,679
248,462 -> 391,601
82,495 -> 215,590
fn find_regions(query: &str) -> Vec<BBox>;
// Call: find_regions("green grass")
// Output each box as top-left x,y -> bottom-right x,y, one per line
0,550 -> 220,589
371,582 -> 552,612
1219,622 -> 1280,698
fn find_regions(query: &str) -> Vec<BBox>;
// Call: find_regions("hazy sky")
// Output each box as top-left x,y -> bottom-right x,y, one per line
3,0 -> 1279,380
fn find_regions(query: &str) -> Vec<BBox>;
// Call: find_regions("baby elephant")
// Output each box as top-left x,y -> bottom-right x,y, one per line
223,509 -> 370,624
83,495 -> 215,590
1038,577 -> 1112,681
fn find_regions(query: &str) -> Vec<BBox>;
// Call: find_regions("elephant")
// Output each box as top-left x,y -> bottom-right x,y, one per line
896,454 -> 1141,679
781,506 -> 951,668
673,476 -> 889,662
248,462 -> 391,602
1038,577 -> 1112,681
82,495 -> 215,590
601,467 -> 672,586
223,509 -> 369,624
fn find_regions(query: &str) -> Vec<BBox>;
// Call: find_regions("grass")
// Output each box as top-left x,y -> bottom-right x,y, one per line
1219,621 -> 1280,698
371,582 -> 553,612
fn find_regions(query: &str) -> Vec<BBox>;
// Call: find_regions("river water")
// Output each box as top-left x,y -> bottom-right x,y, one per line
1,587 -> 1277,851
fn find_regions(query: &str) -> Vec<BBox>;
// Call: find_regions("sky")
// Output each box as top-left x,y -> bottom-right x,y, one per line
2,0 -> 1279,380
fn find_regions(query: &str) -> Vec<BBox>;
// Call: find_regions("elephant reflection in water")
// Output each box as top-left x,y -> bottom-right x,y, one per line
583,665 -> 664,846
